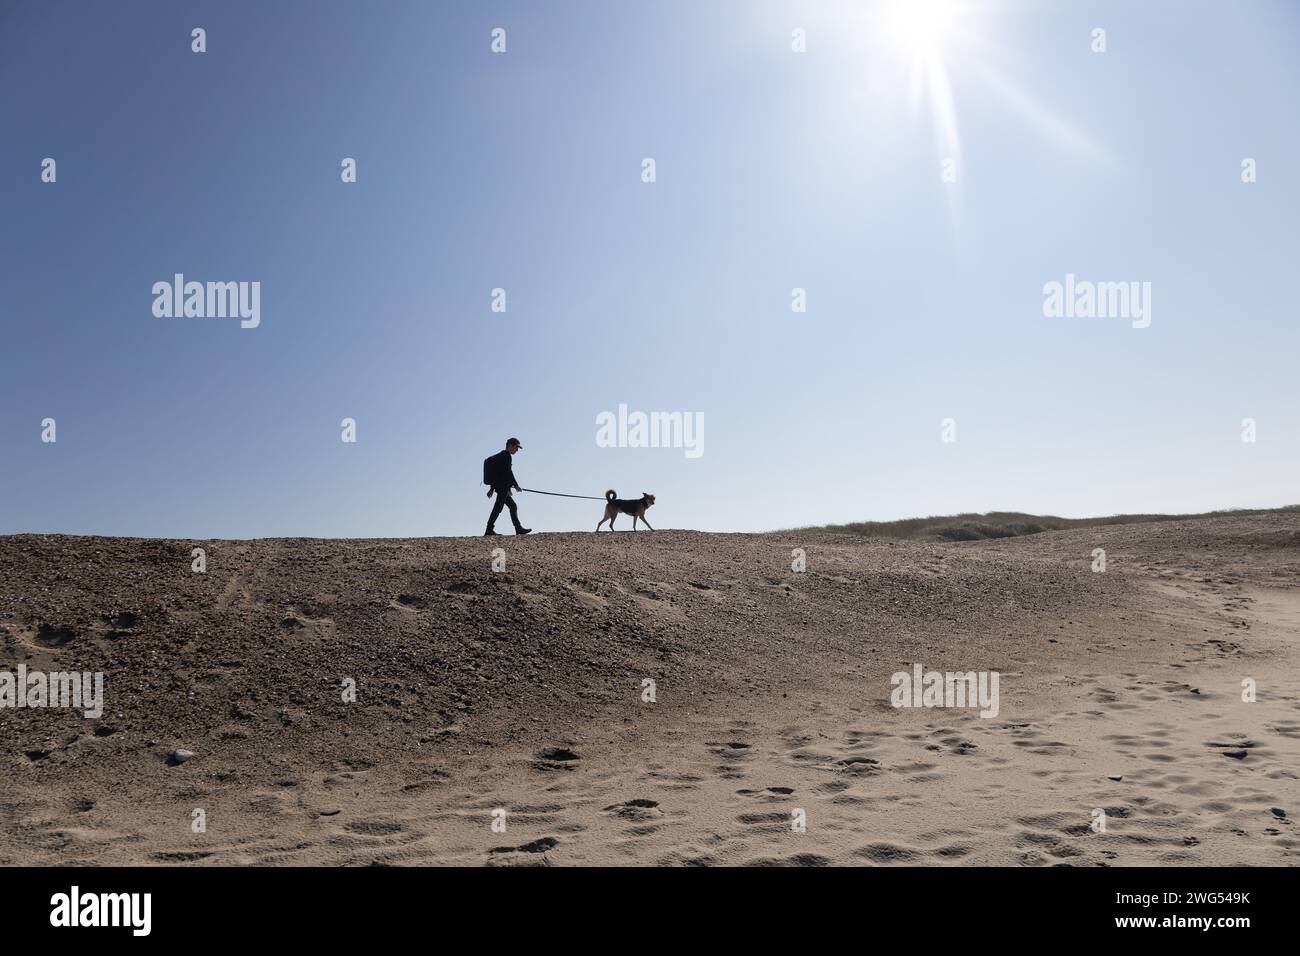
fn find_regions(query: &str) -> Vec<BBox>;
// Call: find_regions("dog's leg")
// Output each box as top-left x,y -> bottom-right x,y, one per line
641,517 -> 654,531
632,515 -> 638,530
596,517 -> 605,532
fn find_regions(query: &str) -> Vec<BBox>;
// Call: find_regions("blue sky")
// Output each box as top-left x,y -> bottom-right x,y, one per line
2,0 -> 1297,538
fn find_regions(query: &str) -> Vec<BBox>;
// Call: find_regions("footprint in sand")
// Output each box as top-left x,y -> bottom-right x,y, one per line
603,799 -> 663,821
534,747 -> 582,771
485,836 -> 559,866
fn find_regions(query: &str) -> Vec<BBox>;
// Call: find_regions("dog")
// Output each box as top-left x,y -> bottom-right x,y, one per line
596,489 -> 656,531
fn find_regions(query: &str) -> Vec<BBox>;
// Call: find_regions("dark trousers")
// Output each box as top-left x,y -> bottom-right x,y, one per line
487,486 -> 524,532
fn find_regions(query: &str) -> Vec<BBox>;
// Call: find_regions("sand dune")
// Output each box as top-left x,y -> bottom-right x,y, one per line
1,514 -> 1298,865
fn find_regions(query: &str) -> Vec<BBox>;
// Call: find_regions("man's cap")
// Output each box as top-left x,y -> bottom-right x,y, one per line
507,437 -> 522,448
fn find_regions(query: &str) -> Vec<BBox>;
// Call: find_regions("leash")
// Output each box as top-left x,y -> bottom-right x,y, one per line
518,487 -> 608,501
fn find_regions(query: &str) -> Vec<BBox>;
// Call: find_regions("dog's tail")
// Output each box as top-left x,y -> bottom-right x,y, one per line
606,489 -> 616,502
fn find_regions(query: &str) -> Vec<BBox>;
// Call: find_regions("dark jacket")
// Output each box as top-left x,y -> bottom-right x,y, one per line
485,450 -> 518,491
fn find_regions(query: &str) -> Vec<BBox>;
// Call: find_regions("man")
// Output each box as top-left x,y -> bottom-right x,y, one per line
484,437 -> 531,536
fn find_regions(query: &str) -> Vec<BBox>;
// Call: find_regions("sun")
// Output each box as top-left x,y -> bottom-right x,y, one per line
857,0 -> 1110,203
874,0 -> 968,178
884,0 -> 961,59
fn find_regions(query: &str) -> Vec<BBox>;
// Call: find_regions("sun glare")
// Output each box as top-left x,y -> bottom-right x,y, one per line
874,0 -> 968,183
884,0 -> 959,59
859,0 -> 1110,221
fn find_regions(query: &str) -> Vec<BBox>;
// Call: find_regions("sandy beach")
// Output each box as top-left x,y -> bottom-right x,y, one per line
2,513 -> 1298,865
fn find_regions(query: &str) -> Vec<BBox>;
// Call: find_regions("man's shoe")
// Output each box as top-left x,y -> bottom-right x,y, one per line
485,529 -> 498,536
516,528 -> 532,535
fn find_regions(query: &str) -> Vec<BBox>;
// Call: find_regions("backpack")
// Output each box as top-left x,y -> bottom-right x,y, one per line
482,455 -> 494,486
